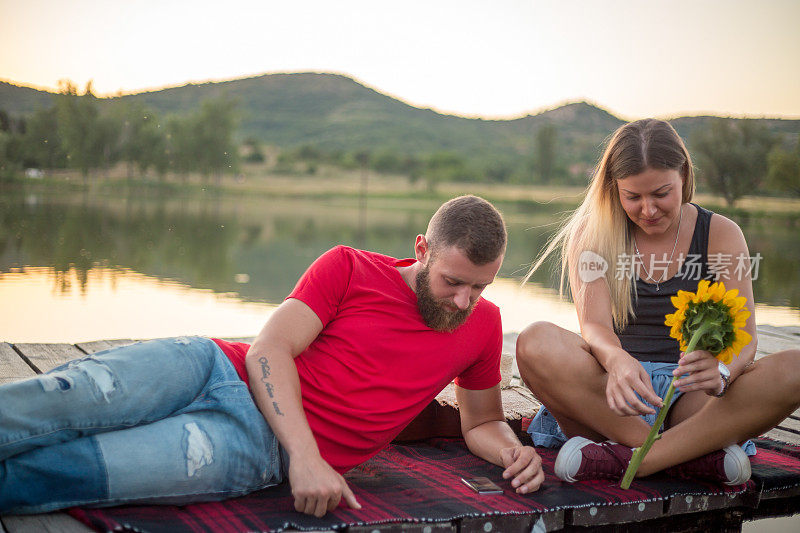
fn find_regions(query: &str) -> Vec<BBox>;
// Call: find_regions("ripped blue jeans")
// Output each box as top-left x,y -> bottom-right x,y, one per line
0,337 -> 286,514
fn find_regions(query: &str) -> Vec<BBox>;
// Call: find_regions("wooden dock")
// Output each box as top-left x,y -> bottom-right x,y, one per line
1,325 -> 799,533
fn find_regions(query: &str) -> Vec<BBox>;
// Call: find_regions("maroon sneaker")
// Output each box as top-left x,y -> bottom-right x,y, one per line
665,445 -> 751,485
555,437 -> 633,482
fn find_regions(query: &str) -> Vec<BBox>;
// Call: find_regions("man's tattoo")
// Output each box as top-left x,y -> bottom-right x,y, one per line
258,357 -> 281,415
258,357 -> 271,382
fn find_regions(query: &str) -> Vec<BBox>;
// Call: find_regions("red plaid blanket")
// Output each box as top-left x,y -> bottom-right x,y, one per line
69,437 -> 800,533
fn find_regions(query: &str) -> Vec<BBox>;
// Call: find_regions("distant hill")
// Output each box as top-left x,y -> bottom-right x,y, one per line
2,73 -> 799,175
0,80 -> 58,115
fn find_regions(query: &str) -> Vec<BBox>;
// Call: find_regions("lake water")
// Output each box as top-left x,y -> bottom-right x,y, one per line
1,187 -> 798,343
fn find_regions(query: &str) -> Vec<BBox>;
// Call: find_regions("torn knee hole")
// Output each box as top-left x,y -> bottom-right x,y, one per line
40,374 -> 73,392
183,422 -> 214,477
79,360 -> 118,402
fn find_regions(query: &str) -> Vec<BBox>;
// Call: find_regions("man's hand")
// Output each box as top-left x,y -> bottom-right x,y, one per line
289,455 -> 361,517
500,445 -> 544,494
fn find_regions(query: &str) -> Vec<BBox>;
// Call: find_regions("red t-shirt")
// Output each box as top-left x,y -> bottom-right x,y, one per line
213,245 -> 502,472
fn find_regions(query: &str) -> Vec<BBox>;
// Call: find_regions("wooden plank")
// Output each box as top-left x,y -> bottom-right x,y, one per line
75,339 -> 135,355
0,343 -> 36,384
1,514 -> 92,533
567,500 -> 664,526
759,484 -> 800,501
461,511 -> 563,533
758,324 -> 800,341
762,427 -> 800,445
0,346 -> 95,533
777,417 -> 800,435
754,334 -> 799,359
349,523 -> 455,532
221,336 -> 256,343
665,491 -> 752,516
12,344 -> 84,374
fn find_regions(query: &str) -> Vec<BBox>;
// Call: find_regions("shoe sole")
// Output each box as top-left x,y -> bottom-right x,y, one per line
555,436 -> 593,482
723,444 -> 751,485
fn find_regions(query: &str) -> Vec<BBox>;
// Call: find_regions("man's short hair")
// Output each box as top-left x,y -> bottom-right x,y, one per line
426,195 -> 507,265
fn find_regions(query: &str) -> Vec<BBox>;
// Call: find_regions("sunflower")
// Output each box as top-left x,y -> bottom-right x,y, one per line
664,279 -> 752,364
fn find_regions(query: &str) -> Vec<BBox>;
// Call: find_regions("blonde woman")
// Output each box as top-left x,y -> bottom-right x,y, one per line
517,119 -> 800,484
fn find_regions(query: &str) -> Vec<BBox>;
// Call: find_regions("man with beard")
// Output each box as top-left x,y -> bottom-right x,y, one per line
1,195 -> 544,517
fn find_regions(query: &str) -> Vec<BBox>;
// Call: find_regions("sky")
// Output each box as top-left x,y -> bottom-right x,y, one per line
1,0 -> 798,120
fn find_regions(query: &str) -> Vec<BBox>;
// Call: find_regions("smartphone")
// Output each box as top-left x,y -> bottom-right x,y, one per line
461,476 -> 503,494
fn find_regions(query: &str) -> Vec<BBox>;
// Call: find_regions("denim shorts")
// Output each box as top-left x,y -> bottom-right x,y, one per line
528,361 -> 756,455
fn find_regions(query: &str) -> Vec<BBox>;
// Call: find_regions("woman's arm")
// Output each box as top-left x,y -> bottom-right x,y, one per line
569,250 -> 664,416
673,214 -> 758,394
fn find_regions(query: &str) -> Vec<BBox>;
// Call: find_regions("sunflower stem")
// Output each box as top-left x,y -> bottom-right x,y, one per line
620,322 -> 712,489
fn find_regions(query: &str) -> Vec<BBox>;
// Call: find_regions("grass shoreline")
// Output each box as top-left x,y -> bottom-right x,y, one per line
3,169 -> 800,218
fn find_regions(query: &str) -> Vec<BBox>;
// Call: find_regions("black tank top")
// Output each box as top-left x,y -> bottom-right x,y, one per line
616,204 -> 714,363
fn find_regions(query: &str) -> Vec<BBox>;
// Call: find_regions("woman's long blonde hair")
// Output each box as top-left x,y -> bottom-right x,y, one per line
525,119 -> 695,330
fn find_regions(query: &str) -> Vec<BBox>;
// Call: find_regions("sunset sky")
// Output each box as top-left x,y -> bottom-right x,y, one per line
1,0 -> 798,120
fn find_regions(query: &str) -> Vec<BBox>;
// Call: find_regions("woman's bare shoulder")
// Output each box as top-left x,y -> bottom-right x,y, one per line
708,211 -> 748,254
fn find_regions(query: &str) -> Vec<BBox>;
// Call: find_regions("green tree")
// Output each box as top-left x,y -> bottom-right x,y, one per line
482,157 -> 514,183
401,155 -> 422,184
0,110 -> 10,133
56,80 -> 119,180
767,137 -> 800,196
113,100 -> 167,179
535,123 -> 558,183
424,151 -> 467,190
0,130 -> 14,179
166,115 -> 196,178
0,111 -> 38,175
371,149 -> 401,174
193,98 -> 239,181
691,119 -> 776,206
163,98 -> 238,181
242,137 -> 265,163
23,107 -> 67,169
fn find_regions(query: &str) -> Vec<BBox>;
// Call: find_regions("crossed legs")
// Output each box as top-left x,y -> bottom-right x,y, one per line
516,321 -> 800,477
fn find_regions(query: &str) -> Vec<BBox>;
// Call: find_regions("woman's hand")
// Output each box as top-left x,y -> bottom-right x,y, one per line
605,352 -> 663,416
673,350 -> 722,395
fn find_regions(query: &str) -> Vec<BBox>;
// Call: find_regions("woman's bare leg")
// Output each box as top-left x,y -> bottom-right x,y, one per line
516,321 -> 652,447
637,349 -> 800,477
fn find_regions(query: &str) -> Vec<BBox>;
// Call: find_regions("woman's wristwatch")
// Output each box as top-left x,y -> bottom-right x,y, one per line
714,361 -> 731,397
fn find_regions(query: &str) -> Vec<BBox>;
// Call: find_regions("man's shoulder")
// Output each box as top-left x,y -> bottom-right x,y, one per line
325,245 -> 398,266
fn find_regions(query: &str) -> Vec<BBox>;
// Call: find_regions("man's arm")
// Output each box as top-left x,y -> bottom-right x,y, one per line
455,385 -> 544,494
245,298 -> 361,517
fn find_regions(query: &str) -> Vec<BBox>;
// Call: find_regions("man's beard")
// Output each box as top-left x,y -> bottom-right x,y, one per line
415,266 -> 475,332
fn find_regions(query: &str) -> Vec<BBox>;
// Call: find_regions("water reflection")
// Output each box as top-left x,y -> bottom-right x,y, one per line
0,190 -> 798,343
0,266 -> 276,343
